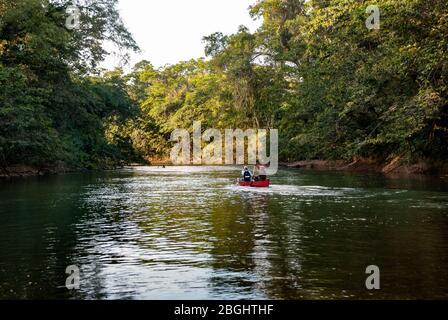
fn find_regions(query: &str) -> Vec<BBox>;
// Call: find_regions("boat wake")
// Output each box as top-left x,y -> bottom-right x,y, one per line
227,184 -> 360,197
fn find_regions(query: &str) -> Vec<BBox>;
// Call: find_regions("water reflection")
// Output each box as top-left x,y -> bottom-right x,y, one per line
0,166 -> 448,299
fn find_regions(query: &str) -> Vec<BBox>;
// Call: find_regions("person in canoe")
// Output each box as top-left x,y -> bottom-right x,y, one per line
238,164 -> 270,188
254,161 -> 267,181
241,166 -> 253,182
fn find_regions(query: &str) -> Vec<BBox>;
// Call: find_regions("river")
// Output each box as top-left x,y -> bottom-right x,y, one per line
1,166 -> 448,299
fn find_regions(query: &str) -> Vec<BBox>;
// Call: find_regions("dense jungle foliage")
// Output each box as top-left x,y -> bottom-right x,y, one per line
1,0 -> 447,171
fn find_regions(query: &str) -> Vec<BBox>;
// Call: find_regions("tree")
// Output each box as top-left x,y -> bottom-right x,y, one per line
0,0 -> 140,170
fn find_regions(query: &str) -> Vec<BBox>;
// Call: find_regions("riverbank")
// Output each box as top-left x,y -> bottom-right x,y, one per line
282,157 -> 448,177
0,162 -> 143,179
3,158 -> 448,179
0,163 -> 70,178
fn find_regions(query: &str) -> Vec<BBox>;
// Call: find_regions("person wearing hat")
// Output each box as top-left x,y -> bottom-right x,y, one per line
241,166 -> 253,182
254,161 -> 267,181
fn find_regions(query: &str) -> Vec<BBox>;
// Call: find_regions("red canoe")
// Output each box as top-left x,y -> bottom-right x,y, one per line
238,179 -> 270,188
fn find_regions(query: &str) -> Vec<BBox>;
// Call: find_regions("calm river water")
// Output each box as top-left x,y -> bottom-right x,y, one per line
1,166 -> 448,299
